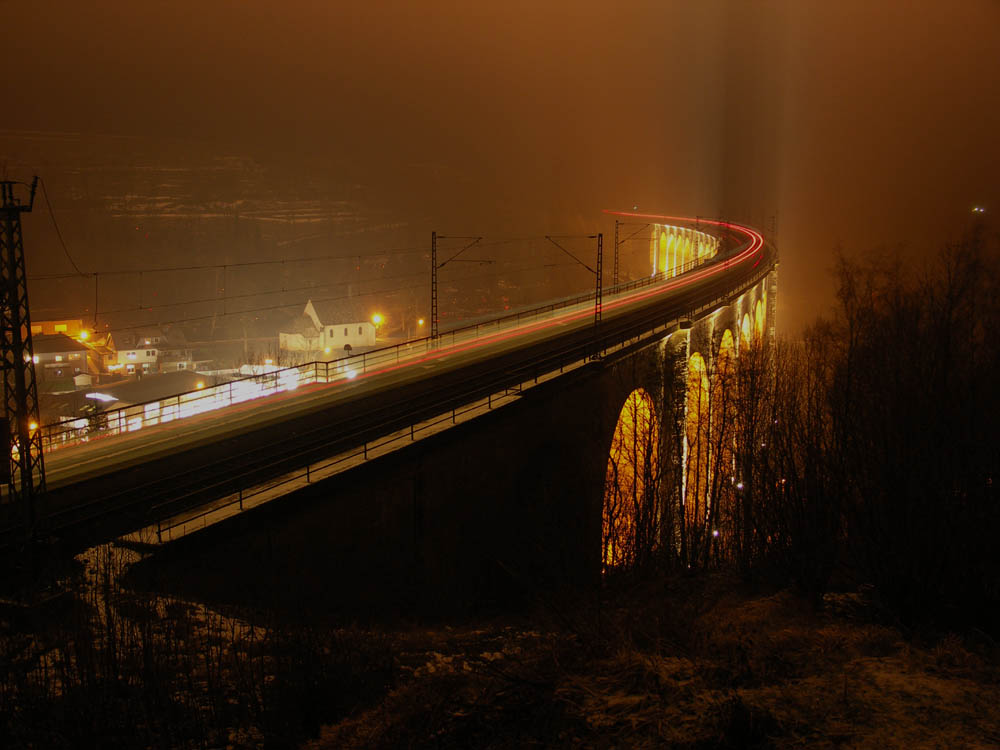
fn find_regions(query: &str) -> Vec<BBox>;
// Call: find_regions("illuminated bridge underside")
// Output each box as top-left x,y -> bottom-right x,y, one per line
1,215 -> 775,552
601,213 -> 776,572
652,225 -> 720,278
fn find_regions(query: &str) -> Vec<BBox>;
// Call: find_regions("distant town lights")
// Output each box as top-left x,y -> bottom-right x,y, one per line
973,206 -> 986,213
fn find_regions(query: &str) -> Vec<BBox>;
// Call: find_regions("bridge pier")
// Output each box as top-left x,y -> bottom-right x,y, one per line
128,266 -> 778,615
128,363 -> 631,617
118,226 -> 778,613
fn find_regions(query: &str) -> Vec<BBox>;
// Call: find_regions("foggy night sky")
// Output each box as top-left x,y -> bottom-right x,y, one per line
1,0 -> 998,332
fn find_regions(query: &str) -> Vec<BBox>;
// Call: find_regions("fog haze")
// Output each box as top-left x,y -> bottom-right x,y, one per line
2,0 -> 997,331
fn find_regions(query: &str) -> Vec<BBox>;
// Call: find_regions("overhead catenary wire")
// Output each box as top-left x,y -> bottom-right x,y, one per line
29,227 -> 600,335
87,252 -> 585,321
85,255 -> 588,335
93,264 -> 586,336
27,243 -> 430,281
544,235 -> 597,275
38,176 -> 88,277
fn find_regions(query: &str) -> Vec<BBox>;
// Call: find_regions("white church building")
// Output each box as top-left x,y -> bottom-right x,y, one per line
279,299 -> 377,353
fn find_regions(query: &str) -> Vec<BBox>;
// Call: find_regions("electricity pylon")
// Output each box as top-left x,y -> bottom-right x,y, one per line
1,177 -> 46,533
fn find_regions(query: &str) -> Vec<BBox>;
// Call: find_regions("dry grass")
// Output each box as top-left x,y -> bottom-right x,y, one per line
307,576 -> 1000,749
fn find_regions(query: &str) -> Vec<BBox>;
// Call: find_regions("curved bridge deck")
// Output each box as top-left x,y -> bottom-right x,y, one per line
2,217 -> 774,552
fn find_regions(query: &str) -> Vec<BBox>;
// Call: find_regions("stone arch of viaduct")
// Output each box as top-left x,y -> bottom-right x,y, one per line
135,268 -> 778,617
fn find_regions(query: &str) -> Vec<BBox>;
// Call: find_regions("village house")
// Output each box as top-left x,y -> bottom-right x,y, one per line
112,326 -> 197,374
31,333 -> 102,391
279,299 -> 377,354
30,318 -> 88,338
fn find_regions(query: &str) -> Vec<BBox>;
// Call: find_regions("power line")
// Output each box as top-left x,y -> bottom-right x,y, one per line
27,243 -> 429,281
89,257 -> 586,334
92,268 -> 431,318
544,235 -> 597,275
86,253 -> 581,320
38,176 -> 88,277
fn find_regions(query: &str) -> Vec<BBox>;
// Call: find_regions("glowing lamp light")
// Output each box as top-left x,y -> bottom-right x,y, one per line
32,355 -> 39,364
372,313 -> 384,326
28,421 -> 38,432
417,318 -> 425,326
736,482 -> 744,490
345,369 -> 358,380
324,347 -> 331,354
196,381 -> 205,389
265,359 -> 273,365
79,330 -> 89,340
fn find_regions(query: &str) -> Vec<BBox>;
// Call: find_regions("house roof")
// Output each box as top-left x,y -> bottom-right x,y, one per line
306,297 -> 373,327
88,370 -> 220,407
286,313 -> 322,336
32,333 -> 91,354
114,325 -> 189,349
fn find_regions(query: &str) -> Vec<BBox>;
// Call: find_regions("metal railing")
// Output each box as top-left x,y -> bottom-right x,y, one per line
0,230 -> 773,549
39,224 -> 732,455
148,253 -> 775,544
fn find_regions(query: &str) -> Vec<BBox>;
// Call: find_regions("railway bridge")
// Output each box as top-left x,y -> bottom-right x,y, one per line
2,213 -> 777,609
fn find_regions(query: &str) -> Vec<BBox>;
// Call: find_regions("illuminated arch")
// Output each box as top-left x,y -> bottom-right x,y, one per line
657,231 -> 668,274
718,328 -> 735,367
754,299 -> 765,339
740,313 -> 752,350
604,388 -> 659,571
685,352 -> 710,528
712,330 -> 736,465
710,328 -> 737,552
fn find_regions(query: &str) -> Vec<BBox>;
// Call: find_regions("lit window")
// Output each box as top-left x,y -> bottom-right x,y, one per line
54,324 -> 67,333
31,326 -> 41,335
128,352 -> 137,359
147,350 -> 156,357
69,354 -> 80,360
55,355 -> 63,362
